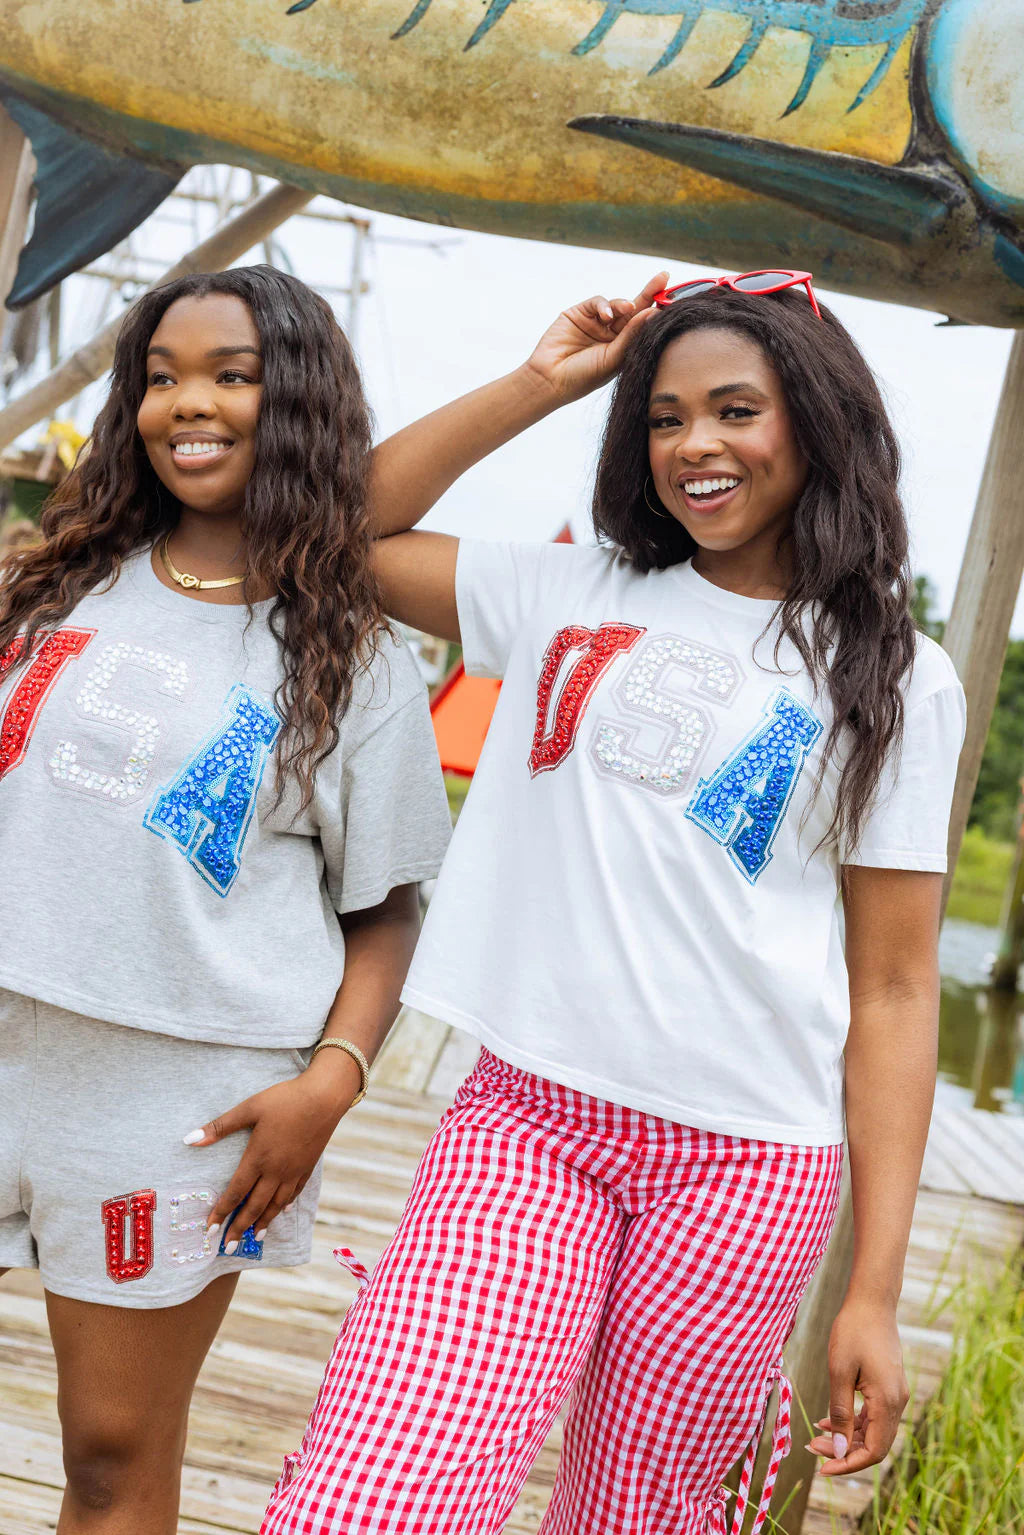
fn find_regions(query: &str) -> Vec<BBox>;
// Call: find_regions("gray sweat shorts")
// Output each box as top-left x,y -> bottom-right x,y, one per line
0,987 -> 323,1307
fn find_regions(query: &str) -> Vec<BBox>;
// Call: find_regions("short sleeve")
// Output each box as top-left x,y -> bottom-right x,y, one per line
841,683 -> 967,871
320,679 -> 452,916
455,539 -> 611,678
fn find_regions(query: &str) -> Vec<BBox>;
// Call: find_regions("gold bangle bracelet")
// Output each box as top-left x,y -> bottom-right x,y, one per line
310,1038 -> 370,1105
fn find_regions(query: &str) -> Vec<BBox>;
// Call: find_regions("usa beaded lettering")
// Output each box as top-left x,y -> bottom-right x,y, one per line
50,641 -> 189,803
0,628 -> 95,781
685,688 -> 823,883
100,1188 -> 157,1284
143,684 -> 281,897
530,623 -> 645,776
590,634 -> 741,795
167,1189 -> 216,1267
219,1202 -> 264,1262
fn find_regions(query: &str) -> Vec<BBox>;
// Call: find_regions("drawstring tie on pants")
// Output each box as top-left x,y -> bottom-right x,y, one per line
707,1364 -> 793,1535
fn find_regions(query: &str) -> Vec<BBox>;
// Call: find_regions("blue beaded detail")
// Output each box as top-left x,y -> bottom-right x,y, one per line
218,1204 -> 264,1262
143,684 -> 281,897
684,688 -> 823,884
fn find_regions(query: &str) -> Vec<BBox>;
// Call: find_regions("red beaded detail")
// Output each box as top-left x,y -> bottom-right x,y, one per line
0,627 -> 94,781
529,622 -> 645,777
100,1188 -> 157,1284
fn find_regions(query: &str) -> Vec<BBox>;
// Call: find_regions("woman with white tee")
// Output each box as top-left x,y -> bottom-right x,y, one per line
262,272 -> 966,1535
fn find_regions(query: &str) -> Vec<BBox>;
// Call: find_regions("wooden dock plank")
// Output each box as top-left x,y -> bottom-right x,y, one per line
922,1103 -> 1024,1203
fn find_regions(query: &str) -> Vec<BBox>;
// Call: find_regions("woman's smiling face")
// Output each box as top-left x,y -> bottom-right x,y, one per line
647,327 -> 809,563
136,292 -> 263,518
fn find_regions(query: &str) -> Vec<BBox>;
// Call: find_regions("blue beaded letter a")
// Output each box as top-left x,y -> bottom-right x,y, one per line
684,689 -> 822,884
143,685 -> 281,897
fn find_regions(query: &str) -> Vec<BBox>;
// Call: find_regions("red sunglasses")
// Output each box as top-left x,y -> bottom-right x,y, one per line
653,269 -> 822,320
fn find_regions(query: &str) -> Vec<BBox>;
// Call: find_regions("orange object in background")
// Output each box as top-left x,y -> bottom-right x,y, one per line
430,667 -> 502,778
430,523 -> 573,777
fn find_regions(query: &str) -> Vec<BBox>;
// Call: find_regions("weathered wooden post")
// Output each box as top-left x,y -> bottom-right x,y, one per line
941,334 -> 1024,905
748,330 -> 1024,1535
991,795 -> 1024,992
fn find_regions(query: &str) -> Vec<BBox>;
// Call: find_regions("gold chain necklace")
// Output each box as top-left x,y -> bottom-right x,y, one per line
159,533 -> 246,591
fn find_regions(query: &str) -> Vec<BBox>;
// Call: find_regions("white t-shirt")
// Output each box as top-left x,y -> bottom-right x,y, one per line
403,541 -> 966,1145
0,549 -> 452,1047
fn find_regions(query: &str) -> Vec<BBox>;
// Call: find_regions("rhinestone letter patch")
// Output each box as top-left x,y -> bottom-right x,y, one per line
100,1188 -> 157,1284
167,1189 -> 216,1267
529,623 -> 644,776
0,628 -> 95,782
50,641 -> 189,804
684,688 -> 823,883
590,634 -> 741,796
143,683 -> 281,896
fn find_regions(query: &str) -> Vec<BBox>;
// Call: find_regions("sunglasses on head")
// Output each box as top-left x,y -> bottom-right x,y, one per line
653,269 -> 822,320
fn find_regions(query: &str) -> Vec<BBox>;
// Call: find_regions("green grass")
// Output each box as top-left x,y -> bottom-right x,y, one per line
863,1258 -> 1024,1534
947,826 -> 1016,928
444,772 -> 471,824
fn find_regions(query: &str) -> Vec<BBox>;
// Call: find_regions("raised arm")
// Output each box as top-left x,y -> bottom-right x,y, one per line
368,274 -> 667,641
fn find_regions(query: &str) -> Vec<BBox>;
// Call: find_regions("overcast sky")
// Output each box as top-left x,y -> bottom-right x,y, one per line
41,183 -> 1021,633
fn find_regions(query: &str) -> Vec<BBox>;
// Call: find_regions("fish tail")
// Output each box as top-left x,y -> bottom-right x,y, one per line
0,89 -> 184,307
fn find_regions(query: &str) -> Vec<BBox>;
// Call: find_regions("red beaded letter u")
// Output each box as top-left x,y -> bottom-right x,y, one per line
0,628 -> 94,781
529,622 -> 644,776
100,1189 -> 157,1283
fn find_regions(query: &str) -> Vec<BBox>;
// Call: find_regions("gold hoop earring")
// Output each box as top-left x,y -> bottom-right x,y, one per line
644,475 -> 669,519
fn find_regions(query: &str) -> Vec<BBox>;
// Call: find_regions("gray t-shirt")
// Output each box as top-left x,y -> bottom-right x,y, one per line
0,549 -> 452,1047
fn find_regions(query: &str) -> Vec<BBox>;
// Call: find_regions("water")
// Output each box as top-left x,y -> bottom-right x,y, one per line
937,918 -> 1024,1116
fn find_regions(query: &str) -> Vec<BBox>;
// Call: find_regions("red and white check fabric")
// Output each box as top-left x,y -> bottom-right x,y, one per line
262,1050 -> 841,1535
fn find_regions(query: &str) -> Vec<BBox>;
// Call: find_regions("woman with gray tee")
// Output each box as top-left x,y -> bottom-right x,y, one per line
0,266 -> 451,1533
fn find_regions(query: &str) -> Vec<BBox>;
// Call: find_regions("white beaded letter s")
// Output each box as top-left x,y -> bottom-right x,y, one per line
50,642 -> 188,803
589,633 -> 742,796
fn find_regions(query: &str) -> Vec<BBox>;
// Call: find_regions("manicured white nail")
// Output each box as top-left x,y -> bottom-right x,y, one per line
224,1239 -> 239,1256
255,1228 -> 268,1242
833,1434 -> 848,1460
284,1202 -> 295,1213
182,1129 -> 205,1145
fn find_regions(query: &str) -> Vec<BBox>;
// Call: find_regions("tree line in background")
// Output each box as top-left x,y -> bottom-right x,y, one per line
913,576 -> 1024,843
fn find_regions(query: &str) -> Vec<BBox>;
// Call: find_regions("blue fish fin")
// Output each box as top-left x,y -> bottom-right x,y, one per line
994,233 -> 1024,292
847,32 -> 908,114
648,4 -> 702,77
567,117 -> 955,248
465,0 -> 518,51
0,91 -> 184,308
392,0 -> 433,38
783,36 -> 829,117
709,19 -> 770,89
573,1 -> 628,58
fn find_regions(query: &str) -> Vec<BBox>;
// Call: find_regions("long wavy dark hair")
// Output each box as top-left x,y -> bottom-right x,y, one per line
0,265 -> 383,810
593,288 -> 917,858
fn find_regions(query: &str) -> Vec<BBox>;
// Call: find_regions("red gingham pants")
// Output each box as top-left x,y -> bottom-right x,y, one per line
262,1050 -> 842,1535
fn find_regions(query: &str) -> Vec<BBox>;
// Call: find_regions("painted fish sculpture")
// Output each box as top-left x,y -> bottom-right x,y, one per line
0,0 -> 1021,325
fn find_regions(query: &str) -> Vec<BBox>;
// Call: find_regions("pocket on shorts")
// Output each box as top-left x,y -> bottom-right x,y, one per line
287,1046 -> 314,1074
